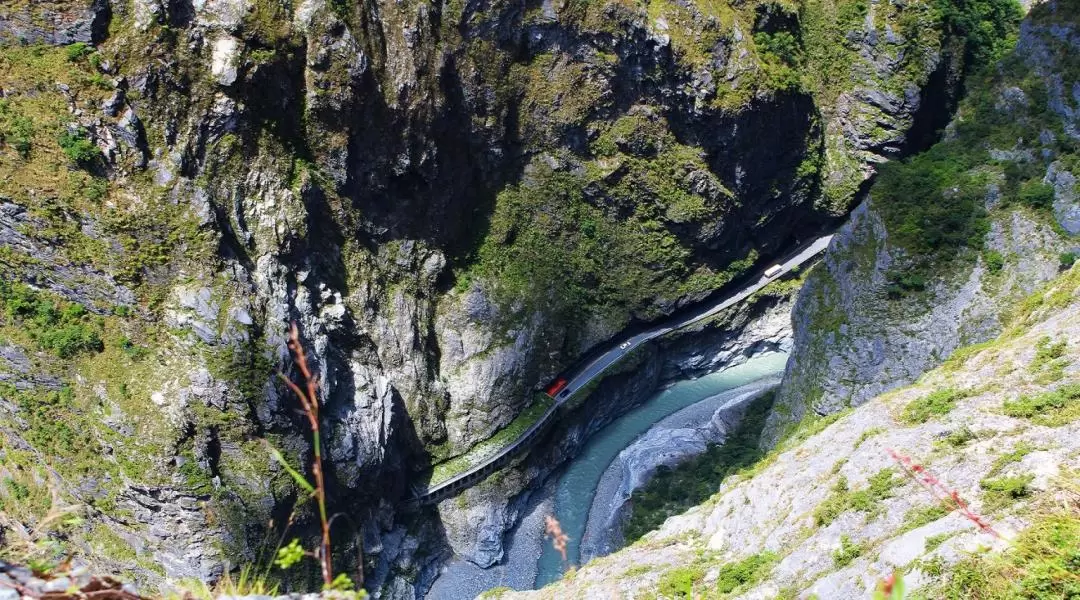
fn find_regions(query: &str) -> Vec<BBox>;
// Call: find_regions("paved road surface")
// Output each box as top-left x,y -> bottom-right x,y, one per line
414,235 -> 834,502
556,235 -> 834,399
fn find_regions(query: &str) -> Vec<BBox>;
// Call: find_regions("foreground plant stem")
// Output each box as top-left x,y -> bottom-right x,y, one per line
282,323 -> 335,588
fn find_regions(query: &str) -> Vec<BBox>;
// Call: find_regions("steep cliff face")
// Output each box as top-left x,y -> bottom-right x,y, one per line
0,0 -> 1014,595
492,4 -> 1080,598
767,0 -> 1080,444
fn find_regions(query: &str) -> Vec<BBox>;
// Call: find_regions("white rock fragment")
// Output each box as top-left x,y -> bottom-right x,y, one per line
211,36 -> 241,86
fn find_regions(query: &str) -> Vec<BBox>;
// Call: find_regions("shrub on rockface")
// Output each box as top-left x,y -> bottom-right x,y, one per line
58,128 -> 101,168
0,281 -> 103,358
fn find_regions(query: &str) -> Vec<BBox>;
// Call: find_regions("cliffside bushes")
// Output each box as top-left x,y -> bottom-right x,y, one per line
0,281 -> 103,358
873,0 -> 1076,294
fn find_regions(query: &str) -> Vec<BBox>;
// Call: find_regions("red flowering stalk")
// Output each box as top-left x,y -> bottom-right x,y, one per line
545,515 -> 570,563
887,448 -> 1002,539
281,323 -> 336,587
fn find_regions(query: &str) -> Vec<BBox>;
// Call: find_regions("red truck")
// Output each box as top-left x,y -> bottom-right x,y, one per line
544,377 -> 568,398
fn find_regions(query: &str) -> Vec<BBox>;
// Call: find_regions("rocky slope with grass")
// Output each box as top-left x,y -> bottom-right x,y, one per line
0,0 -> 1022,596
496,243 -> 1080,600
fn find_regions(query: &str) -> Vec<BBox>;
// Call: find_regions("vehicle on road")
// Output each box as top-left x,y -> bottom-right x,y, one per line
619,341 -> 631,350
557,388 -> 572,399
544,378 -> 568,398
763,265 -> 783,279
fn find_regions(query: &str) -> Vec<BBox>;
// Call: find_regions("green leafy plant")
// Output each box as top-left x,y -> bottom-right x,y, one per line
1002,383 -> 1080,426
715,552 -> 777,594
814,469 -> 900,526
979,474 -> 1033,511
1061,252 -> 1077,270
273,538 -> 305,570
983,250 -> 1004,273
656,565 -> 704,599
938,426 -> 977,447
832,534 -> 865,567
57,128 -> 100,167
0,100 -> 34,158
65,43 -> 93,62
1017,180 -> 1055,210
0,281 -> 103,358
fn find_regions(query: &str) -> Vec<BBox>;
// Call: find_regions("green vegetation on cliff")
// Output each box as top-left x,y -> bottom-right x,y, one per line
873,0 -> 1077,294
915,513 -> 1080,599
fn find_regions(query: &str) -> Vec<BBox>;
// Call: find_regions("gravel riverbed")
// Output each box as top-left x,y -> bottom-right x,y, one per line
579,376 -> 782,562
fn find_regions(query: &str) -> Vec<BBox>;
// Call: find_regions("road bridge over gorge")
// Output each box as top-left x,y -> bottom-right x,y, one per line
410,235 -> 835,505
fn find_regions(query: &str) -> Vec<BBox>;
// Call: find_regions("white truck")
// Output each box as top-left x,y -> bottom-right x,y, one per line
763,265 -> 783,279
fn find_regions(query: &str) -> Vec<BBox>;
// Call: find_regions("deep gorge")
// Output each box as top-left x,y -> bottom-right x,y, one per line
2,0 -> 1078,598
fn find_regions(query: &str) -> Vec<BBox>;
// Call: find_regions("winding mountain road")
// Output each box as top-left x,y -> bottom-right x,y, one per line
413,235 -> 834,504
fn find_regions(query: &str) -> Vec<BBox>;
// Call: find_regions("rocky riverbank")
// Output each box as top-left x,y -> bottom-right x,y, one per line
580,375 -> 782,562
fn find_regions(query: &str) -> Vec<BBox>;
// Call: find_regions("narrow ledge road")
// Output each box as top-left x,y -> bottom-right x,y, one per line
412,235 -> 835,504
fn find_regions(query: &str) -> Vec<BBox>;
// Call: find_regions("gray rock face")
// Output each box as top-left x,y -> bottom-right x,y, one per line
0,0 -> 110,45
767,4 -> 1080,446
766,199 -> 1069,445
1048,162 -> 1080,234
0,202 -> 136,313
121,486 -> 224,582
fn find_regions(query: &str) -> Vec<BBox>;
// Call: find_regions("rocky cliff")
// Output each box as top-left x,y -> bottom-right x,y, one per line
0,0 -> 1018,596
767,0 -> 1080,444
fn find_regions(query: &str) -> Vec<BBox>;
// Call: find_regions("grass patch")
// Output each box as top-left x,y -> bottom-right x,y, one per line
987,441 -> 1035,477
854,426 -> 886,448
900,388 -> 969,424
813,469 -> 900,526
715,551 -> 777,595
941,339 -> 998,372
979,474 -> 1033,511
832,534 -> 866,567
902,503 -> 951,533
920,513 -> 1080,598
1028,336 -> 1070,384
937,426 -> 978,448
924,532 -> 953,552
656,563 -> 706,599
1002,383 -> 1080,426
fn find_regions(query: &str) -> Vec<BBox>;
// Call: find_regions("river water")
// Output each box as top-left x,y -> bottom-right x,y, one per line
533,352 -> 789,587
425,352 -> 789,598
